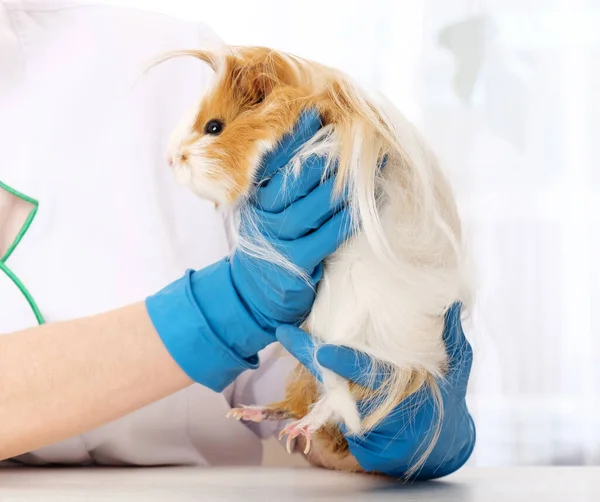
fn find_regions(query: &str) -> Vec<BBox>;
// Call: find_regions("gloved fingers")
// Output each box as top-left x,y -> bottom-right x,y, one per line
442,302 -> 473,388
255,108 -> 322,182
276,325 -> 390,391
278,304 -> 471,393
254,154 -> 333,212
284,207 -> 354,272
316,345 -> 389,390
442,302 -> 464,347
275,325 -> 323,381
252,176 -> 347,240
311,262 -> 324,283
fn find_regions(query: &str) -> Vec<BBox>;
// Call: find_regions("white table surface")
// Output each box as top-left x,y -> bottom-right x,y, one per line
0,466 -> 598,501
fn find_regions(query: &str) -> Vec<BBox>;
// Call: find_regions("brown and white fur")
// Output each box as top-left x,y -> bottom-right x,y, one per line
157,46 -> 471,476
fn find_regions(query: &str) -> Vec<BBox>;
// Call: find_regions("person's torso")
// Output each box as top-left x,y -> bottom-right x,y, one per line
0,1 -> 264,467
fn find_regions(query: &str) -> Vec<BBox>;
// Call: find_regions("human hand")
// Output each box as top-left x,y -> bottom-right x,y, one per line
146,110 -> 352,392
276,302 -> 476,480
230,108 -> 351,332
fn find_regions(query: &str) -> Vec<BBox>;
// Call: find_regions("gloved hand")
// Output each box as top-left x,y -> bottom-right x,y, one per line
276,302 -> 475,480
146,109 -> 352,392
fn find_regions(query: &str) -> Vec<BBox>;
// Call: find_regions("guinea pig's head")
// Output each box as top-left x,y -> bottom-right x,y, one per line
165,47 -> 314,208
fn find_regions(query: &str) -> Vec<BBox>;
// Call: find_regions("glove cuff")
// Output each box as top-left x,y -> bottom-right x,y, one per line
189,260 -> 275,358
145,265 -> 265,392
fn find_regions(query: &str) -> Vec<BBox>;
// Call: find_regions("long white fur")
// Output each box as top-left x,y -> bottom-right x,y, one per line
166,51 -> 471,477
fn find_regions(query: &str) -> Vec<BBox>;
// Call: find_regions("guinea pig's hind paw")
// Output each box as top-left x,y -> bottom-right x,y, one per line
278,422 -> 314,455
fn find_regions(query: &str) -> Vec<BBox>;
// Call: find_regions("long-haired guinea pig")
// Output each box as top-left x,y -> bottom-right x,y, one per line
157,46 -> 471,476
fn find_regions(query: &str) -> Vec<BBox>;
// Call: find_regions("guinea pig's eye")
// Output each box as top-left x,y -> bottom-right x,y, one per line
204,119 -> 224,136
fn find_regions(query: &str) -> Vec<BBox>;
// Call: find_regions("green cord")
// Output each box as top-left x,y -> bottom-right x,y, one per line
0,180 -> 45,325
0,261 -> 44,325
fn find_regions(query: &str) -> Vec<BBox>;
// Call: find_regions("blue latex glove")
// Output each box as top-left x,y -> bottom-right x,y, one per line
276,302 -> 475,480
146,110 -> 352,392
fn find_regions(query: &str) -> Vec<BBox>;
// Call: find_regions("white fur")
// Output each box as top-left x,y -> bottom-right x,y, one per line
170,136 -> 233,205
166,100 -> 234,206
269,85 -> 470,472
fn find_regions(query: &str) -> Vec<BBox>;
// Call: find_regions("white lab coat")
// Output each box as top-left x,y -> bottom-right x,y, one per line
0,0 -> 293,466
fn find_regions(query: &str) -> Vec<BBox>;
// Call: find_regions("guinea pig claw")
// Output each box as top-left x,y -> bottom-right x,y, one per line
278,426 -> 297,454
225,409 -> 242,420
303,435 -> 312,455
279,423 -> 313,455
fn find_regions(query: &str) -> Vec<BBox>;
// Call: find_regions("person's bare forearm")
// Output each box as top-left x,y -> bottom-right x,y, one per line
0,302 -> 192,460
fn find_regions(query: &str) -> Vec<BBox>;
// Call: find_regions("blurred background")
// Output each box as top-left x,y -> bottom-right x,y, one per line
81,0 -> 600,466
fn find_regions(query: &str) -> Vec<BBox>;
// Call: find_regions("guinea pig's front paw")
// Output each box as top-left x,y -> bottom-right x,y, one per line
226,406 -> 267,422
226,405 -> 295,423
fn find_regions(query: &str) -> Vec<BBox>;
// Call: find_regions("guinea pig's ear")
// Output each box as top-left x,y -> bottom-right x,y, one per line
248,62 -> 279,102
230,62 -> 279,106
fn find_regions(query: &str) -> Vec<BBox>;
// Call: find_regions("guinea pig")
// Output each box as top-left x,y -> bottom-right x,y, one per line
158,45 -> 471,476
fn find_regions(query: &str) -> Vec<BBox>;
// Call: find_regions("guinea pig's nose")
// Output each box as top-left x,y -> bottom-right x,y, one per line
167,156 -> 174,168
